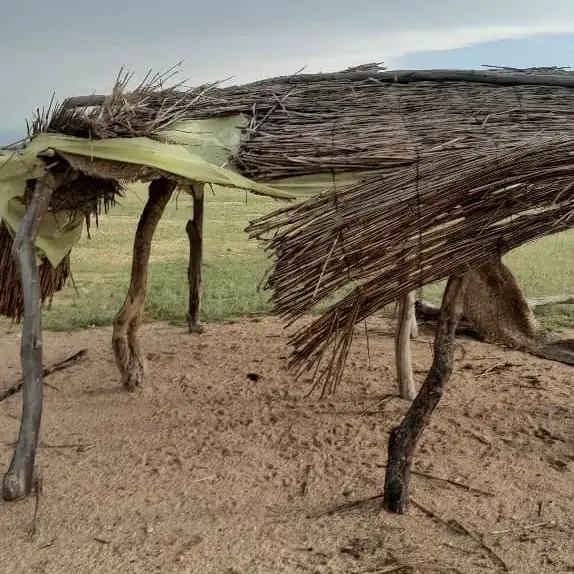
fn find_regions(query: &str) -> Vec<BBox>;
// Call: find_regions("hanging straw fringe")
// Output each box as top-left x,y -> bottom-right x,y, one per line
0,221 -> 70,320
0,176 -> 121,320
246,136 -> 574,395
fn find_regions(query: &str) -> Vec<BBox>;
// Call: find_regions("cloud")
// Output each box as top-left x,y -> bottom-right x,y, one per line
1,0 -> 574,130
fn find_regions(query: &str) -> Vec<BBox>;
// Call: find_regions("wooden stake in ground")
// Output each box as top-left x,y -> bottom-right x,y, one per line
383,274 -> 468,513
410,301 -> 418,340
186,183 -> 204,334
112,178 -> 175,390
395,291 -> 417,400
3,170 -> 59,501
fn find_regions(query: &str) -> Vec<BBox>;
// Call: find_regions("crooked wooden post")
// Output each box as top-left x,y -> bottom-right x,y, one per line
3,170 -> 59,501
410,299 -> 418,340
112,178 -> 175,391
186,183 -> 205,334
384,274 -> 468,513
395,291 -> 417,400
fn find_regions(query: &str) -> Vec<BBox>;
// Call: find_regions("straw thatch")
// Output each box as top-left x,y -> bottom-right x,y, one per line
246,136 -> 574,394
29,67 -> 220,141
41,65 -> 574,183
26,173 -> 123,229
0,221 -> 70,320
5,64 -> 574,326
0,174 -> 122,319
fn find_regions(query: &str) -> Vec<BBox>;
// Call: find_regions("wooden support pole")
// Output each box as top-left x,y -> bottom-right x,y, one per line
395,291 -> 417,400
3,173 -> 57,501
112,178 -> 175,391
186,184 -> 205,334
410,298 -> 418,340
383,274 -> 468,514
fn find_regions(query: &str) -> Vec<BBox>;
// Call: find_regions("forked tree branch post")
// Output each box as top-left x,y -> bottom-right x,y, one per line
3,170 -> 61,501
112,178 -> 175,390
395,291 -> 417,400
383,274 -> 469,513
186,183 -> 205,334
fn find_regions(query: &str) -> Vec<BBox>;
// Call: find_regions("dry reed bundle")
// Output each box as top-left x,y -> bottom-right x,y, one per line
0,221 -> 70,320
196,73 -> 574,181
32,66 -> 221,140
0,174 -> 122,319
38,66 -> 574,184
246,136 -> 574,395
24,173 -> 123,237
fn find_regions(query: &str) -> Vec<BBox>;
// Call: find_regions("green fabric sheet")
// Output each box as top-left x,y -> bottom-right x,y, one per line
0,115 -> 376,267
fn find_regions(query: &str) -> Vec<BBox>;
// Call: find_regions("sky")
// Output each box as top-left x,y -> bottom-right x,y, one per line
1,0 -> 574,143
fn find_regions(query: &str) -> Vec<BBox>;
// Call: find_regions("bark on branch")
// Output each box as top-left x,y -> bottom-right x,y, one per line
395,292 -> 417,400
61,95 -> 107,109
246,68 -> 574,89
383,274 -> 468,514
112,178 -> 175,390
417,295 -> 574,321
527,295 -> 574,309
0,349 -> 87,403
186,184 -> 205,334
3,172 -> 59,501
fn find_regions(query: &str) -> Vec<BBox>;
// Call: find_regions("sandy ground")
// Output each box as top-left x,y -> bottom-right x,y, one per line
0,317 -> 572,574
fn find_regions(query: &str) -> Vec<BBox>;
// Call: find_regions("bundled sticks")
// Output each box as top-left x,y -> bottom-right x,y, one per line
30,66 -> 574,183
0,221 -> 71,320
246,136 -> 574,394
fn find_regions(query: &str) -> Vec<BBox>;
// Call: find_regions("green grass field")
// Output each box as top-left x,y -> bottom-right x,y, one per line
8,185 -> 574,333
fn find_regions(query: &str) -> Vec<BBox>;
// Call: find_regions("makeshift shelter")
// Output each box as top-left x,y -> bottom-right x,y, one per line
245,69 -> 574,512
1,65 -> 574,509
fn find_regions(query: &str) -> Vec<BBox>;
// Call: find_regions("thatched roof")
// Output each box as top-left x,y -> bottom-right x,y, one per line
3,64 -> 574,324
246,135 -> 574,394
44,65 -> 574,184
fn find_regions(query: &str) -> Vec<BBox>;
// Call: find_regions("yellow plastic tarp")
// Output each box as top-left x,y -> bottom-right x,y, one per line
0,114 -> 383,268
262,170 -> 387,198
0,136 -> 86,267
157,115 -> 249,167
0,117 -> 295,266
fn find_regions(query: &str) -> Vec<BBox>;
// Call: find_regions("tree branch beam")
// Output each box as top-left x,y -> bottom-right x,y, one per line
112,178 -> 175,390
383,274 -> 469,513
3,171 -> 63,501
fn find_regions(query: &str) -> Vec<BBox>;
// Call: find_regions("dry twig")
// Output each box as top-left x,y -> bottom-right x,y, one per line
300,464 -> 312,496
307,494 -> 383,519
0,349 -> 88,403
489,521 -> 556,536
412,499 -> 509,571
451,519 -> 509,572
410,469 -> 494,497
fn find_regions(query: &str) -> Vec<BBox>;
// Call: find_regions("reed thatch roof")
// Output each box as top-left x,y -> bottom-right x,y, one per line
3,64 -> 574,325
246,135 -> 574,394
42,65 -> 574,184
